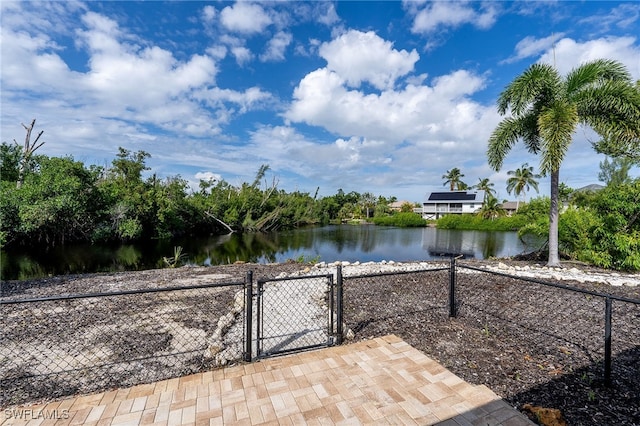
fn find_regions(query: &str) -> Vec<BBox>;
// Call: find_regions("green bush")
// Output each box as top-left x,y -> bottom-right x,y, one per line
437,214 -> 528,231
558,208 -> 599,257
557,181 -> 640,270
372,212 -> 426,227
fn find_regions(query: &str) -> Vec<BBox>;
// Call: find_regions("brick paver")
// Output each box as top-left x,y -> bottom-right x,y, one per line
2,335 -> 534,425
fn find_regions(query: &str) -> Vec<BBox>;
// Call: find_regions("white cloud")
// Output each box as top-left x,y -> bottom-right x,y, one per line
286,64 -> 494,145
0,2 -> 279,167
503,33 -> 565,64
76,15 -> 219,123
432,70 -> 485,99
195,171 -> 222,182
537,36 -> 640,79
246,126 -> 399,189
220,2 -> 272,34
1,29 -> 78,92
409,1 -> 498,34
579,3 -> 640,32
315,3 -> 340,26
231,46 -> 253,65
207,45 -> 227,60
202,5 -> 216,23
281,30 -> 510,197
197,86 -> 274,113
319,30 -> 419,90
260,31 -> 292,62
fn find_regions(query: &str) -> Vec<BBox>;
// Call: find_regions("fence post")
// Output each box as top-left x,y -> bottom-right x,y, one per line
336,265 -> 344,345
604,297 -> 612,386
244,271 -> 253,362
449,257 -> 457,318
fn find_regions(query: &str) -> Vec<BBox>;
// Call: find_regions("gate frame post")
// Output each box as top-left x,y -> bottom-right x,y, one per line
336,265 -> 344,345
604,296 -> 612,386
243,271 -> 253,362
449,256 -> 457,318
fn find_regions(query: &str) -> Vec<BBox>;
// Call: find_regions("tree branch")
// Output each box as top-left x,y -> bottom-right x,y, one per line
204,211 -> 235,234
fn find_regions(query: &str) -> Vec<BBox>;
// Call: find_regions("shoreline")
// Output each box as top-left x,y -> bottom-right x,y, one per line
307,259 -> 640,287
2,258 -> 639,299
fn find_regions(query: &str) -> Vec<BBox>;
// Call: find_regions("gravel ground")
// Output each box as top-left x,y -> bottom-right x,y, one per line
1,260 -> 639,426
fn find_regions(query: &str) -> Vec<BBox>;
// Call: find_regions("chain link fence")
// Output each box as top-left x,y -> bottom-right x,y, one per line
1,261 -> 638,410
343,267 -> 450,342
340,260 -> 638,389
455,263 -> 640,384
1,281 -> 245,407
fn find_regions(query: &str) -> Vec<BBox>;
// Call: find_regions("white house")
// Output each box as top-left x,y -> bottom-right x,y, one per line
422,190 -> 485,220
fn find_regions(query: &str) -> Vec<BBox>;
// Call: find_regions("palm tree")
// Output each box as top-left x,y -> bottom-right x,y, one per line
506,163 -> 540,211
442,168 -> 466,191
360,192 -> 377,218
473,178 -> 496,200
488,59 -> 640,266
477,195 -> 506,220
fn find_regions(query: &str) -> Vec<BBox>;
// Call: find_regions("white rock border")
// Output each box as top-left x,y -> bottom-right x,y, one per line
300,260 -> 639,288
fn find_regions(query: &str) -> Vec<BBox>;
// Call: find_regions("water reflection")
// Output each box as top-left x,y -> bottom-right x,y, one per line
422,228 -> 508,259
1,225 -> 540,280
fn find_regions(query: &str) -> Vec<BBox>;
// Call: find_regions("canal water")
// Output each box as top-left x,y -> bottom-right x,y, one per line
1,225 -> 540,280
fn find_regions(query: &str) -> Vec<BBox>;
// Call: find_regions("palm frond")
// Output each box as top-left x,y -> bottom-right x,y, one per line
565,59 -> 631,95
576,80 -> 640,152
593,135 -> 640,161
487,117 -> 524,171
519,111 -> 542,154
538,100 -> 579,174
498,63 -> 561,116
575,80 -> 640,118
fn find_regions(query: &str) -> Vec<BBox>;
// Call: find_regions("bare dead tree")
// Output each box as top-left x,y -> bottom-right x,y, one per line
14,119 -> 45,188
204,211 -> 235,234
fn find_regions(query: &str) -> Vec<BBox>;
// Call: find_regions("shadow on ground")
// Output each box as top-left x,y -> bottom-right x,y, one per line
508,346 -> 640,426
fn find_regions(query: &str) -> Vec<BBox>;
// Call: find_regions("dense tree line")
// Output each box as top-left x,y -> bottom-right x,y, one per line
3,141 -> 639,270
0,144 -> 400,249
525,180 -> 640,270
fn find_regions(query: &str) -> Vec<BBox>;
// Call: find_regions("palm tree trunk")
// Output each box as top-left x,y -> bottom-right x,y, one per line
547,169 -> 561,266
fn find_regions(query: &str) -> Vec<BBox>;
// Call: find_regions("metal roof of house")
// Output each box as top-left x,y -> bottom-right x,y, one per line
389,200 -> 413,209
425,191 -> 484,202
500,201 -> 519,210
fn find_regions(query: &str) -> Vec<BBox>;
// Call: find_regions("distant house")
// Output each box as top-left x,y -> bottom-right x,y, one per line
389,200 -> 414,212
422,190 -> 485,220
500,201 -> 519,216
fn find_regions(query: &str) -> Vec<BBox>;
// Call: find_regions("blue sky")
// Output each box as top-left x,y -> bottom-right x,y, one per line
2,1 -> 639,203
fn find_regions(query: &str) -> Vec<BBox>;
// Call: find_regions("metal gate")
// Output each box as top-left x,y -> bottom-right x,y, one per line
255,273 -> 338,358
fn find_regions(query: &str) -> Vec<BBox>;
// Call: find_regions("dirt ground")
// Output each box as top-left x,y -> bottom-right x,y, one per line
1,260 -> 639,425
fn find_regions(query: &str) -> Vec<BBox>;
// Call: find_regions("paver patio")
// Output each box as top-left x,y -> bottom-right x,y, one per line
2,335 -> 534,425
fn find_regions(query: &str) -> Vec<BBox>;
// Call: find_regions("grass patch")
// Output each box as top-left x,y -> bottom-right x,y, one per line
436,214 -> 528,231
